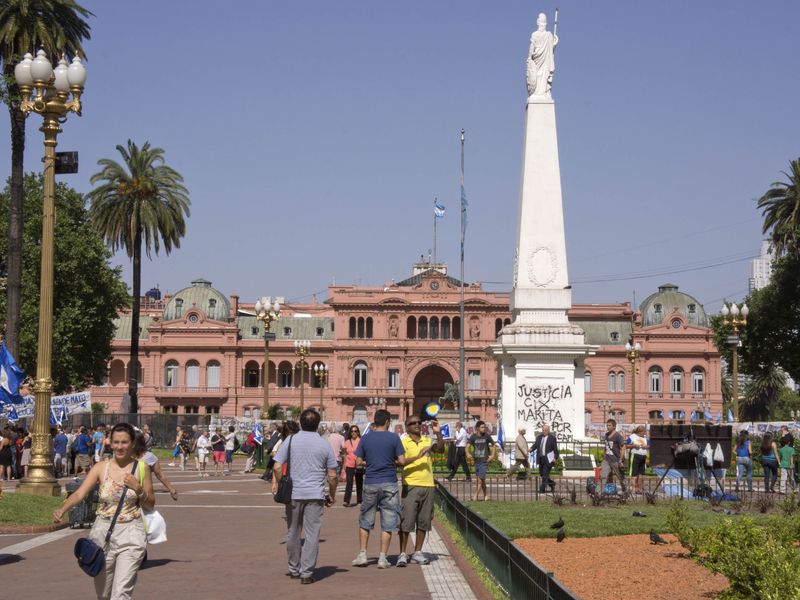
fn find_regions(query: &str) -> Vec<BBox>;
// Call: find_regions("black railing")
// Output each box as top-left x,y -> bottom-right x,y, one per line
435,482 -> 579,600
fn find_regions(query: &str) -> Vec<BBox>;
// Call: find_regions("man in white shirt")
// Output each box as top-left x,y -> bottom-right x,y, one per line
327,423 -> 345,478
446,421 -> 471,481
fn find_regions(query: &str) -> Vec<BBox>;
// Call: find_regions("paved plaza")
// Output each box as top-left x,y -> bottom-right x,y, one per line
0,460 -> 480,600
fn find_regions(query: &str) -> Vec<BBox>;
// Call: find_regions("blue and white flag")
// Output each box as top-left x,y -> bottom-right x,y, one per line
440,423 -> 451,439
434,200 -> 446,219
680,410 -> 686,420
7,405 -> 19,423
253,422 -> 264,445
727,409 -> 734,423
49,406 -> 59,426
60,402 -> 69,424
0,341 -> 25,405
496,422 -> 505,451
704,410 -> 713,422
715,411 -> 721,423
690,411 -> 697,423
361,422 -> 372,437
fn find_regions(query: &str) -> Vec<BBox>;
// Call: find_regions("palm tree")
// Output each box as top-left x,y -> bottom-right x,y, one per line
757,158 -> 800,257
743,363 -> 786,421
0,0 -> 92,360
89,140 -> 190,413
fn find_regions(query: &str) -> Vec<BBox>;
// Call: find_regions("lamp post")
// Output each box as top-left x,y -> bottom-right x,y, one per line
369,396 -> 386,419
720,302 -> 749,422
597,399 -> 612,424
255,297 -> 281,416
314,364 -> 329,415
625,341 -> 641,424
15,51 -> 86,497
294,340 -> 310,411
696,399 -> 711,422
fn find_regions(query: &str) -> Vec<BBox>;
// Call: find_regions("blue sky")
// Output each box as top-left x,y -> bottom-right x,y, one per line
3,1 -> 798,311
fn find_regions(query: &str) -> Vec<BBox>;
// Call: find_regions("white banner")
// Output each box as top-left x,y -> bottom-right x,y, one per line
2,391 -> 91,420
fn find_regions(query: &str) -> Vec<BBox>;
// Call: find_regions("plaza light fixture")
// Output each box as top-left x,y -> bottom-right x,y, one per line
368,396 -> 386,418
625,341 -> 642,423
597,399 -> 612,424
696,399 -> 711,422
15,50 -> 86,497
313,363 -> 329,415
720,302 -> 749,422
294,340 -> 310,411
254,297 -> 281,414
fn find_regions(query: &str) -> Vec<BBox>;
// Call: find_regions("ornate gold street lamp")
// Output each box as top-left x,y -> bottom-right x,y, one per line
625,341 -> 641,423
14,51 -> 86,496
720,302 -> 748,422
294,340 -> 310,411
314,363 -> 329,415
254,297 -> 281,415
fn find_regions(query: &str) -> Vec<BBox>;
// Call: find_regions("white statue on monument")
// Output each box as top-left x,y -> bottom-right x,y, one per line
526,12 -> 558,98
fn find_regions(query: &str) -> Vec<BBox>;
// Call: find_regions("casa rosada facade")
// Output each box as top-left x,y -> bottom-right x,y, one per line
88,266 -> 723,429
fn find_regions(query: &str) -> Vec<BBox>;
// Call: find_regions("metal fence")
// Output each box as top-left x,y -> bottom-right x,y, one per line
435,482 -> 579,600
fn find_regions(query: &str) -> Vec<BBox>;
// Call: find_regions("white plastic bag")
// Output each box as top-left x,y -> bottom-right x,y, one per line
142,509 -> 167,544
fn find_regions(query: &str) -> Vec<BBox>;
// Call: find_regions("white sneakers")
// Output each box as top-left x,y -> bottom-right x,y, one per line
352,550 -> 368,567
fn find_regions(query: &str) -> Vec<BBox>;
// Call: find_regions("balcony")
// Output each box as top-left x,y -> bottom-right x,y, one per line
155,386 -> 226,398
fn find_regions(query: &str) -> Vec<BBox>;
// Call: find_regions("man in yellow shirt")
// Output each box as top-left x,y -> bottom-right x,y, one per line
397,416 -> 443,567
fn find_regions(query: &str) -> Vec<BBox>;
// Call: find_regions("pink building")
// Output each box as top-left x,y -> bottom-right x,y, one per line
90,272 -> 722,427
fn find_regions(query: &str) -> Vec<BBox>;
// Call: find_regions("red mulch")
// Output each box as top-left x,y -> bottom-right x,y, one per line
515,533 -> 729,600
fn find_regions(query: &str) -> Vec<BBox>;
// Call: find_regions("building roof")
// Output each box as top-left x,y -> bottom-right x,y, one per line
237,316 -> 334,341
395,268 -> 465,288
163,278 -> 231,321
114,315 -> 155,340
572,320 -> 632,346
639,284 -> 708,327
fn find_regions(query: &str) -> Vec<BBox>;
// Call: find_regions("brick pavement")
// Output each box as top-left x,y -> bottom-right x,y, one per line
0,459 -> 479,599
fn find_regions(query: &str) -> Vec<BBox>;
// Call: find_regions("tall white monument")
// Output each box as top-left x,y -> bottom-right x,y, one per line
489,13 -> 595,443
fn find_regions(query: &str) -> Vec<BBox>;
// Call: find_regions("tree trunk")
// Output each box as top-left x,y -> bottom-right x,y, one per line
128,229 -> 142,414
5,99 -> 27,359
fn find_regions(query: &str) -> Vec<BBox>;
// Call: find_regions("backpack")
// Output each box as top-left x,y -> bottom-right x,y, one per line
241,441 -> 254,455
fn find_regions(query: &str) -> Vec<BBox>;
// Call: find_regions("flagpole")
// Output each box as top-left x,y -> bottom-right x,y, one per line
459,129 -> 466,422
433,197 -> 437,266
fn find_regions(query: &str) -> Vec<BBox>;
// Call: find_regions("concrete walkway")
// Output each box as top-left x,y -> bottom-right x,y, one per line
1,460 -> 478,600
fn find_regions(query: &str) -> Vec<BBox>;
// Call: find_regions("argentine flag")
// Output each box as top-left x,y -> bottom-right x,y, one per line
49,406 -> 59,426
7,406 -> 19,423
253,422 -> 264,445
60,402 -> 69,424
727,409 -> 734,423
0,341 -> 25,405
434,200 -> 446,219
496,422 -> 505,451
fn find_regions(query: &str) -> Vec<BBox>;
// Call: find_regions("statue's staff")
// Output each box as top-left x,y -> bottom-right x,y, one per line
553,8 -> 559,51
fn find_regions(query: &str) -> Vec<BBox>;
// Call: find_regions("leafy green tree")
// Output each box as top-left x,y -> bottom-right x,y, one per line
0,174 -> 128,392
743,363 -> 786,421
88,140 -> 190,413
0,0 -> 92,359
757,158 -> 800,257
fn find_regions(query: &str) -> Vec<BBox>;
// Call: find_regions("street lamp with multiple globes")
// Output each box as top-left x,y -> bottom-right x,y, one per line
625,341 -> 642,424
597,399 -> 612,424
720,302 -> 749,422
15,50 -> 86,497
369,396 -> 386,419
254,297 -> 281,415
314,363 -> 329,415
294,340 -> 310,411
696,399 -> 711,422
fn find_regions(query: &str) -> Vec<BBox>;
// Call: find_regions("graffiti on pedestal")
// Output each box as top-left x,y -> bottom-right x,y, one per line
516,381 -> 574,442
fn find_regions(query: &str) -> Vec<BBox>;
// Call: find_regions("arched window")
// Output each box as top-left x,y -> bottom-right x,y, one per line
670,367 -> 683,394
205,405 -> 220,414
608,372 -> 616,392
184,405 -> 198,414
441,317 -> 451,339
452,316 -> 461,340
352,405 -> 368,423
164,360 -> 179,387
430,317 -> 439,340
649,410 -> 662,420
186,360 -> 200,390
357,317 -> 365,339
418,316 -> 428,339
610,410 -> 625,424
692,367 -> 705,394
244,360 -> 260,388
366,317 -> 373,339
670,410 -> 685,421
616,372 -> 625,392
648,367 -> 662,394
278,361 -> 293,388
109,359 -> 125,386
407,316 -> 417,339
495,318 -> 503,337
504,318 -> 511,327
584,371 -> 592,392
349,317 -> 356,338
207,360 -> 221,389
692,410 -> 705,421
353,361 -> 368,389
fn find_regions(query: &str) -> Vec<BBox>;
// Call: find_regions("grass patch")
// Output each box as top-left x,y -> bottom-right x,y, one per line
467,501 -> 766,539
0,493 -> 64,526
435,507 -> 509,600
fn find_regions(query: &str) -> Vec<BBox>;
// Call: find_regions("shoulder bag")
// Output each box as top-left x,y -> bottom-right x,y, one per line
74,460 -> 138,577
273,436 -> 293,504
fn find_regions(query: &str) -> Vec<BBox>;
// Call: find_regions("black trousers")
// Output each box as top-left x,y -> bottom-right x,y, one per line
344,466 -> 363,504
448,447 -> 471,479
538,461 -> 555,492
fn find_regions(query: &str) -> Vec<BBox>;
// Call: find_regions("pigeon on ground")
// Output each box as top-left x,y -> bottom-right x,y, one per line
550,516 -> 564,529
649,530 -> 668,545
556,527 -> 566,543
632,511 -> 647,517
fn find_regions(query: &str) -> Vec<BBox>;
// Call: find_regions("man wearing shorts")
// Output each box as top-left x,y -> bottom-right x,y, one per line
467,421 -> 496,501
352,409 -> 406,569
626,425 -> 648,494
397,416 -> 443,567
210,427 -> 226,476
74,426 -> 92,477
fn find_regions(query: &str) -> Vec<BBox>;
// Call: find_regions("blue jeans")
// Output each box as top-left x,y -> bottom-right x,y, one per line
359,482 -> 400,532
762,458 -> 778,491
736,457 -> 752,491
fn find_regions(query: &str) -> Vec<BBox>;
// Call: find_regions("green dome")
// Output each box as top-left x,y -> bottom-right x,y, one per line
163,278 -> 230,321
639,283 -> 708,327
